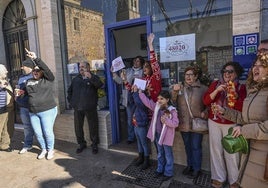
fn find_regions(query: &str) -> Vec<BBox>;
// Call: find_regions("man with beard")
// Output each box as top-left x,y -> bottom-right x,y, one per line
16,59 -> 35,154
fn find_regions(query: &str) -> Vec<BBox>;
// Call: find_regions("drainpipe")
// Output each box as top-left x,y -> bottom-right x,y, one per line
57,0 -> 71,110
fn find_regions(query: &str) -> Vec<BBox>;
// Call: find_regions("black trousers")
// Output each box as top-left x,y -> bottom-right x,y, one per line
74,109 -> 99,146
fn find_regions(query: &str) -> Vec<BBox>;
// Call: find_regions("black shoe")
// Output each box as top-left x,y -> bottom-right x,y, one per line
92,145 -> 98,154
140,156 -> 150,170
127,140 -> 134,144
182,166 -> 193,175
0,147 -> 13,152
153,171 -> 163,178
162,175 -> 173,181
187,170 -> 200,179
76,145 -> 86,154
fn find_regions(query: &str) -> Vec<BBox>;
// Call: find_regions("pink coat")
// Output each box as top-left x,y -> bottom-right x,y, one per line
139,93 -> 179,146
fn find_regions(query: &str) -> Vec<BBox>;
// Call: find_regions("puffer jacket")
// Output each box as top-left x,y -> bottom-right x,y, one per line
132,92 -> 148,127
171,80 -> 208,132
223,79 -> 268,188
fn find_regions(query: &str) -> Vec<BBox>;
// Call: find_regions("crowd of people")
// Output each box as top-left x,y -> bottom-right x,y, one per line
0,36 -> 267,188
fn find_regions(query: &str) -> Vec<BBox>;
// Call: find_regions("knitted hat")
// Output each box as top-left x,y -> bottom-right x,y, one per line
22,59 -> 34,69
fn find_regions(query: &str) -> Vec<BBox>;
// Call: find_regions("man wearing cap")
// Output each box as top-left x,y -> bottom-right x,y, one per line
16,59 -> 35,154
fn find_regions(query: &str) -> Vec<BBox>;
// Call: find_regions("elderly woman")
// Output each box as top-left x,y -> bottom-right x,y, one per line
203,61 -> 247,188
171,66 -> 208,179
216,51 -> 268,188
0,64 -> 14,152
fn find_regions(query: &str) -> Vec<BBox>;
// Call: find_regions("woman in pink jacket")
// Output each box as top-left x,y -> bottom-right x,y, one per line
139,90 -> 179,181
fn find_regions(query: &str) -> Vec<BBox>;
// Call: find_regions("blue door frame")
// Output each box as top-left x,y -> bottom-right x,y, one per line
104,16 -> 152,144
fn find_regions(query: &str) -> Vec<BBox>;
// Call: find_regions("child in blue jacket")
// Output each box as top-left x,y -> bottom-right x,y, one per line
132,85 -> 150,170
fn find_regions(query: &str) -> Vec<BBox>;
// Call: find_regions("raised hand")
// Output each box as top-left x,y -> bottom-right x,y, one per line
84,71 -> 92,79
120,70 -> 127,82
132,85 -> 138,92
147,33 -> 155,44
25,48 -> 37,59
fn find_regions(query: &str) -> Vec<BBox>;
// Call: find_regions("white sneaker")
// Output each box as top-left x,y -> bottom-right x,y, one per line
46,150 -> 54,160
37,149 -> 47,160
19,147 -> 33,154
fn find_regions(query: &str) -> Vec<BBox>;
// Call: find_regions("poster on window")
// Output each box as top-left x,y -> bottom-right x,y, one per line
67,63 -> 79,75
91,59 -> 105,70
233,33 -> 259,80
159,33 -> 196,63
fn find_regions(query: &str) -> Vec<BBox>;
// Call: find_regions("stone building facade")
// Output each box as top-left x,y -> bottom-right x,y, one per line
64,0 -> 104,65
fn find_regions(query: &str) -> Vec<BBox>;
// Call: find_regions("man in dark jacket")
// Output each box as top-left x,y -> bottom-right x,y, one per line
67,61 -> 103,154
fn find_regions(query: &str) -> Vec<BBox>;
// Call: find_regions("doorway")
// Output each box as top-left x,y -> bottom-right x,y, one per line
2,0 -> 29,123
104,16 -> 151,152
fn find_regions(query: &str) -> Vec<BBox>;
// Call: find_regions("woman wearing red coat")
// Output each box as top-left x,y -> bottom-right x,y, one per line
124,33 -> 161,102
203,61 -> 246,188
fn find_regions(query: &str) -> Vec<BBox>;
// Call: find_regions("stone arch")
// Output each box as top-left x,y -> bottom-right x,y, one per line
0,0 -> 13,64
2,0 -> 29,84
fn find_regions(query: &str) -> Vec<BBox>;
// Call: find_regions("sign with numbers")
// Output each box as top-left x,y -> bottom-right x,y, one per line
160,34 -> 196,63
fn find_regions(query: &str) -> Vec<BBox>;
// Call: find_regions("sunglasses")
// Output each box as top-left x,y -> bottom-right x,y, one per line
33,69 -> 41,72
222,69 -> 234,74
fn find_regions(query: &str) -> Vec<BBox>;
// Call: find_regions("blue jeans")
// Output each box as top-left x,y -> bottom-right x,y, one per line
126,104 -> 135,141
20,107 -> 34,148
29,107 -> 57,150
134,126 -> 149,156
155,132 -> 174,177
181,132 -> 203,171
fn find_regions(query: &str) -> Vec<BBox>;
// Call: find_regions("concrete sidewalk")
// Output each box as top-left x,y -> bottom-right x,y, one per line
0,129 -> 205,188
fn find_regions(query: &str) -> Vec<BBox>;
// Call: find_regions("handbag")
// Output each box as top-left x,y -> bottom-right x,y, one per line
184,88 -> 208,132
192,117 -> 209,132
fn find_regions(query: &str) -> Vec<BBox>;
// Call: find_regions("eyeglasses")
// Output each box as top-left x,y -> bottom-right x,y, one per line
33,69 -> 41,72
185,73 -> 194,77
222,69 -> 234,74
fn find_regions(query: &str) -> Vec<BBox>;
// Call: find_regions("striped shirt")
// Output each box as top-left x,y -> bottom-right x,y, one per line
0,88 -> 7,113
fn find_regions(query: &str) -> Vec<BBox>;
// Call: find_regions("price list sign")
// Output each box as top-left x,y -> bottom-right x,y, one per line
233,33 -> 259,80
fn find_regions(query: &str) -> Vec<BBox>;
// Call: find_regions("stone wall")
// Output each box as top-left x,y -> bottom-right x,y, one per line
64,2 -> 105,65
233,0 -> 261,35
206,46 -> 233,80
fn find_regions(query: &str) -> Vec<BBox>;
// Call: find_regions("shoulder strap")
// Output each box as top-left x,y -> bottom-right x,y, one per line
184,87 -> 194,118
